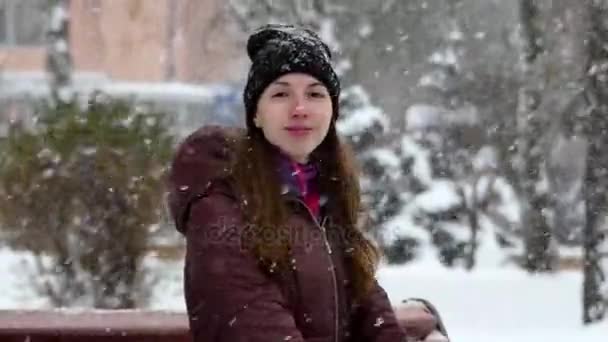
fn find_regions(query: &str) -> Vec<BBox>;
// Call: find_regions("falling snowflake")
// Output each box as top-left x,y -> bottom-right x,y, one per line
374,316 -> 384,327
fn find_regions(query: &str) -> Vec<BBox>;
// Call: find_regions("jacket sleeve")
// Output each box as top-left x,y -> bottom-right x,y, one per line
184,194 -> 306,342
404,298 -> 450,338
351,279 -> 407,342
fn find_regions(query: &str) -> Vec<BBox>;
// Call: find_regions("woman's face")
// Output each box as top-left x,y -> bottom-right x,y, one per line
254,73 -> 333,163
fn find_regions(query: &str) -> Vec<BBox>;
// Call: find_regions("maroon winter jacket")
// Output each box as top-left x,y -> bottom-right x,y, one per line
168,125 -> 409,341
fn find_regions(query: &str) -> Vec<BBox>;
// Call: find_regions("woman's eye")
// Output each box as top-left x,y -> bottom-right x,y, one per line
309,91 -> 326,98
272,92 -> 288,98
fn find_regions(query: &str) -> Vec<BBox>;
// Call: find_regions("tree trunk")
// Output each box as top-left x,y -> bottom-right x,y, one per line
463,185 -> 480,271
582,0 -> 608,325
582,114 -> 608,324
536,0 -> 608,323
517,0 -> 554,272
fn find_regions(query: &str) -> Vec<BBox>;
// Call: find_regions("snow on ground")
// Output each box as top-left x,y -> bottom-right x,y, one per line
1,246 -> 607,340
0,248 -> 49,309
379,263 -> 607,341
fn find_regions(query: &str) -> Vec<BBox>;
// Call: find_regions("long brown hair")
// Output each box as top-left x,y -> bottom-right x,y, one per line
230,118 -> 381,301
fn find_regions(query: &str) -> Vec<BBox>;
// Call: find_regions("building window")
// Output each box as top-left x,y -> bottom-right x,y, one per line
0,0 -> 48,47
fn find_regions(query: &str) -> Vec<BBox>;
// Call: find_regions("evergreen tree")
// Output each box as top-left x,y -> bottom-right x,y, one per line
0,95 -> 174,308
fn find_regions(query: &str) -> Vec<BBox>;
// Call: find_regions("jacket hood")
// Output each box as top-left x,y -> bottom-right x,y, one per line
167,125 -> 244,234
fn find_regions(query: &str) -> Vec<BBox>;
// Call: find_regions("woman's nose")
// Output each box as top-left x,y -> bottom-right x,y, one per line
291,98 -> 308,117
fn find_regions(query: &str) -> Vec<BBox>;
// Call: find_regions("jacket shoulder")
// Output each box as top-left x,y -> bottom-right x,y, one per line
168,125 -> 245,233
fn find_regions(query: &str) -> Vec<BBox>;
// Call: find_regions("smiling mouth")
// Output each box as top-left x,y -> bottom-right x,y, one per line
285,127 -> 312,136
285,127 -> 312,131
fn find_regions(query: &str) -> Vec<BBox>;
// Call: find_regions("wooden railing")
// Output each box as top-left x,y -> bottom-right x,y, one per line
0,307 -> 445,341
0,310 -> 191,342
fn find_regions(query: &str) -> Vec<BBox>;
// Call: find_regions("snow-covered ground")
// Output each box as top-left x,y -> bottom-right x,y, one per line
379,263 -> 607,341
1,247 -> 606,341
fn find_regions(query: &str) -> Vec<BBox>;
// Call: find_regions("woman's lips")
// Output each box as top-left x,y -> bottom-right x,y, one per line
285,126 -> 312,136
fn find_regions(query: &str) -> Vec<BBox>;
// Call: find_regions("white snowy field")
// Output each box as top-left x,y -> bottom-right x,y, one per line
378,263 -> 607,341
1,247 -> 607,341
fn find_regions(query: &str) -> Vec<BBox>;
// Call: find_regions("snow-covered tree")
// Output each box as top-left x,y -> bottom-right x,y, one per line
399,0 -> 481,269
46,0 -> 73,105
395,102 -> 517,269
336,86 -> 407,239
364,0 -> 527,269
0,96 -> 174,308
226,0 -> 354,78
228,0 -> 330,32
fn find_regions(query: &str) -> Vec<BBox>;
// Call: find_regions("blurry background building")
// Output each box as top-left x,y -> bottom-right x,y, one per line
0,0 -> 247,136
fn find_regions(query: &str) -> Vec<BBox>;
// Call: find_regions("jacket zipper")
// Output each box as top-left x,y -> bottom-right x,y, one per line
290,198 -> 339,342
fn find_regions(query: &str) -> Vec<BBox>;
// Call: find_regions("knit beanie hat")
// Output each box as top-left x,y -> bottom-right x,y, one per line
243,24 -> 341,130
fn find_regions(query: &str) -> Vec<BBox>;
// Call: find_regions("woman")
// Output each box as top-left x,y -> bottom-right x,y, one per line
168,24 -> 449,342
